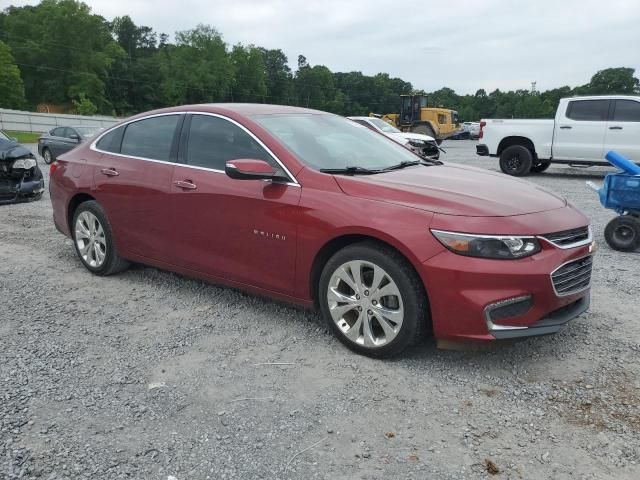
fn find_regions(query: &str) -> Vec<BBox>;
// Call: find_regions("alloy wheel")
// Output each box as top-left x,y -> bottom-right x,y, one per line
327,260 -> 404,348
43,149 -> 52,164
75,211 -> 107,268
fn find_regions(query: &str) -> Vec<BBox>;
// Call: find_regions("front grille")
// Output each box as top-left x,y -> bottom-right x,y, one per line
541,226 -> 590,247
0,178 -> 16,194
551,256 -> 593,296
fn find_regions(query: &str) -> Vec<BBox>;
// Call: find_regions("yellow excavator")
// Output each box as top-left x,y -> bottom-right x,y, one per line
376,94 -> 462,144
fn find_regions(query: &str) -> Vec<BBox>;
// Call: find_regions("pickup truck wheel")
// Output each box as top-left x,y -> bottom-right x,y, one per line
499,145 -> 533,176
531,161 -> 551,173
604,216 -> 640,252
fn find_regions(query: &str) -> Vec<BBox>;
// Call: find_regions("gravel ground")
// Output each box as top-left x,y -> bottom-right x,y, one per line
2,140 -> 639,480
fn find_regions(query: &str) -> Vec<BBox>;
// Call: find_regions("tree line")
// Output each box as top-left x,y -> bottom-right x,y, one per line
1,0 -> 638,120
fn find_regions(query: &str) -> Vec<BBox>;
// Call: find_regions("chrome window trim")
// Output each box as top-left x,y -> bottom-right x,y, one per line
550,254 -> 593,297
483,295 -> 531,332
90,110 -> 300,187
537,226 -> 593,250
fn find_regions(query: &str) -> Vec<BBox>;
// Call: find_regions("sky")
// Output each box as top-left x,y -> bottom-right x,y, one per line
3,0 -> 640,94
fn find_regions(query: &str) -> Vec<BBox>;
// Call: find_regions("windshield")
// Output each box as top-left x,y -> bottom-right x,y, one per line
367,118 -> 401,134
75,126 -> 102,138
254,114 -> 419,171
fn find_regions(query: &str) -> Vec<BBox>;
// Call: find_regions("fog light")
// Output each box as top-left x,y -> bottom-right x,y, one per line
484,295 -> 532,331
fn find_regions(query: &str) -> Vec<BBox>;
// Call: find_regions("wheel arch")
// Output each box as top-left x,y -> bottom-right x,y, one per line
497,136 -> 537,158
67,192 -> 96,232
309,233 -> 432,331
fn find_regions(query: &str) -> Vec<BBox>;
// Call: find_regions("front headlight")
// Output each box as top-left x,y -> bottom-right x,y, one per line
408,139 -> 426,147
13,158 -> 37,170
431,229 -> 541,259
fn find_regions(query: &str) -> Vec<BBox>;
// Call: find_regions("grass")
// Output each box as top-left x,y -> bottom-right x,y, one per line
4,130 -> 41,143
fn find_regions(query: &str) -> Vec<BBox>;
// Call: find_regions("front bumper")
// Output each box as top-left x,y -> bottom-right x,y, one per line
420,241 -> 593,342
476,144 -> 489,156
0,168 -> 45,205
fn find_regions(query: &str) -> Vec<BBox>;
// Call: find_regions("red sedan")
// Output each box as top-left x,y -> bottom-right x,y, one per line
49,104 -> 594,357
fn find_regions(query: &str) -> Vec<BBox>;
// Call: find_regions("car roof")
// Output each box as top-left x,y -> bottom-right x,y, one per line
134,103 -> 328,118
347,116 -> 373,121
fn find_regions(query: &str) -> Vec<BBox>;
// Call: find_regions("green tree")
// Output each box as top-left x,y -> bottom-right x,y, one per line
230,44 -> 267,102
584,67 -> 639,94
1,0 -> 125,112
0,40 -> 26,108
259,48 -> 292,104
72,93 -> 98,115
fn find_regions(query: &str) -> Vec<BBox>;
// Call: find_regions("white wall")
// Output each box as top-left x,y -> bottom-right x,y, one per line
0,108 -> 119,133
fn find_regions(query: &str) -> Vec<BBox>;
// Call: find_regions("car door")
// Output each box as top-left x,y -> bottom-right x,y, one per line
552,99 -> 609,161
47,127 -> 67,157
93,114 -> 183,262
170,113 -> 302,295
604,99 -> 640,162
58,127 -> 81,155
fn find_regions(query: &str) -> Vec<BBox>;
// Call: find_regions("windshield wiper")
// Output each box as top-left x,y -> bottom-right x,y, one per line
319,166 -> 382,175
381,160 -> 421,171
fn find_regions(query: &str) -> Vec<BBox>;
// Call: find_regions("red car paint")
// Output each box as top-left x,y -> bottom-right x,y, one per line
50,104 -> 592,344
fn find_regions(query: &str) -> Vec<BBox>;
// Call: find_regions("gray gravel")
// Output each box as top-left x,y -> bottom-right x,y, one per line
1,140 -> 639,480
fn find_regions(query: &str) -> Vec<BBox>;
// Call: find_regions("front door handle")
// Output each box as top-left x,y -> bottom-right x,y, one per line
174,180 -> 197,190
559,126 -> 572,129
100,168 -> 119,176
609,126 -> 623,130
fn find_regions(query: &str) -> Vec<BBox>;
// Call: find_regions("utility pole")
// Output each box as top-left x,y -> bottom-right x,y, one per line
531,81 -> 537,94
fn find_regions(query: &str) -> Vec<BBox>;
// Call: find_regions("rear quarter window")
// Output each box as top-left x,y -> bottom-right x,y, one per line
96,127 -> 125,153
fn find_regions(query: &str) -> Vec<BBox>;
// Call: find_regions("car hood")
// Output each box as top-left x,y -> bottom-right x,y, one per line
334,163 -> 567,217
0,140 -> 34,162
385,132 -> 436,143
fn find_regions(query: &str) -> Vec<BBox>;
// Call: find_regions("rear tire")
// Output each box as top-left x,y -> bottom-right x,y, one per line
319,241 -> 429,358
72,200 -> 130,275
604,216 -> 640,252
531,161 -> 550,173
499,145 -> 533,176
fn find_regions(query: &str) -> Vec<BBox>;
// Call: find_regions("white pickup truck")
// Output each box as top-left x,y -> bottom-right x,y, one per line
476,95 -> 640,176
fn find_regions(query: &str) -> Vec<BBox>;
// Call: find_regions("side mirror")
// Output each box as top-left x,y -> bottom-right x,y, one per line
225,159 -> 276,180
69,133 -> 80,142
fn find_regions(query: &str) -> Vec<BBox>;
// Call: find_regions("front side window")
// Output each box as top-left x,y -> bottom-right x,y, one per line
51,127 -> 65,137
121,115 -> 180,161
186,115 -> 275,171
438,114 -> 447,124
566,100 -> 609,121
612,100 -> 640,122
254,113 -> 420,171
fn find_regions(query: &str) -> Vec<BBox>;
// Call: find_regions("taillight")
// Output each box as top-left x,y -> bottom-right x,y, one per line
49,161 -> 58,177
479,121 -> 486,139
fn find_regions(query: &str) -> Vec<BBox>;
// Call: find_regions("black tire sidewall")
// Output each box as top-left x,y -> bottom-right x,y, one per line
42,148 -> 53,164
500,145 -> 533,176
71,201 -> 120,275
604,216 -> 640,252
531,161 -> 550,173
318,242 -> 426,358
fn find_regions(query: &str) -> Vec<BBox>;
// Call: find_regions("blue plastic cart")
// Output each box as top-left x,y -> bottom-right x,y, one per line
589,151 -> 640,251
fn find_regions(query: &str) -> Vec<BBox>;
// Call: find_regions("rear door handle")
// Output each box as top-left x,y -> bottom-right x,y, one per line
559,126 -> 572,129
609,126 -> 623,130
100,168 -> 119,176
174,180 -> 197,190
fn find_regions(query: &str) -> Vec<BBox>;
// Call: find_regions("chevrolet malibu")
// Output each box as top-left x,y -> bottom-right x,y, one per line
49,104 -> 594,358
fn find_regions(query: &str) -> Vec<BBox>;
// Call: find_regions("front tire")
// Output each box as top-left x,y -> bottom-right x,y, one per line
319,242 -> 428,358
42,148 -> 53,165
604,216 -> 640,252
72,200 -> 130,275
499,145 -> 533,176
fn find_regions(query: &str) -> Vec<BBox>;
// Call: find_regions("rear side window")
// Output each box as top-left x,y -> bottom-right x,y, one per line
566,100 -> 609,121
185,115 -> 275,171
612,100 -> 640,122
121,115 -> 180,161
96,127 -> 125,153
